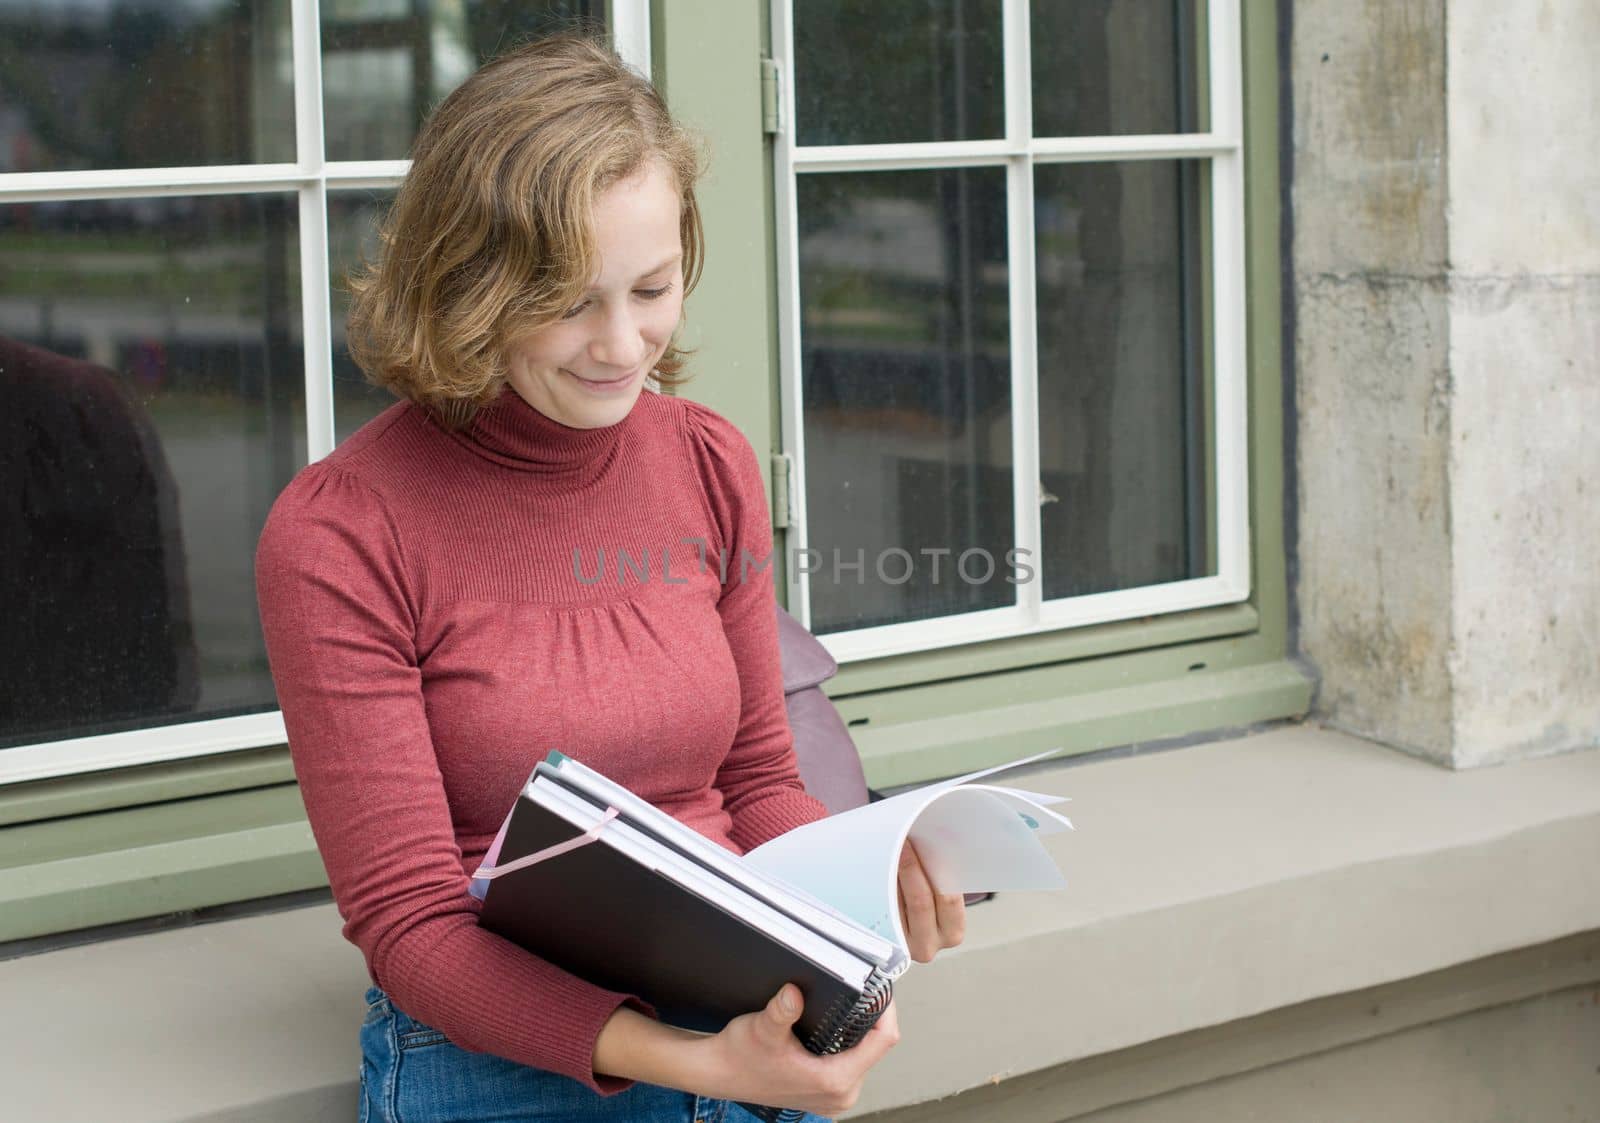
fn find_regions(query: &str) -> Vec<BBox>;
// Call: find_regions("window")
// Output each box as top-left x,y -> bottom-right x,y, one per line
0,0 -> 647,784
771,0 -> 1249,662
0,0 -> 1297,950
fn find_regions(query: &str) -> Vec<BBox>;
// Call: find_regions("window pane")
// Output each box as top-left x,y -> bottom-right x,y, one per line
322,0 -> 607,163
1034,159 -> 1209,600
0,194 -> 305,748
0,1 -> 294,173
794,0 -> 1004,147
798,168 -> 1013,635
328,188 -> 399,441
1032,0 -> 1205,136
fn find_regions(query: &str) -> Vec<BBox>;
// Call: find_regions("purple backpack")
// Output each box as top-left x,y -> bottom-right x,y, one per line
775,606 -> 871,815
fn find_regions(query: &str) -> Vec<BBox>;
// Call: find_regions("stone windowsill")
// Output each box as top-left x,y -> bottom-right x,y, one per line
2,724 -> 1597,1122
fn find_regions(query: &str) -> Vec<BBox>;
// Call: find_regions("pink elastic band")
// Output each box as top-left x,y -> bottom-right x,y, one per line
471,806 -> 620,881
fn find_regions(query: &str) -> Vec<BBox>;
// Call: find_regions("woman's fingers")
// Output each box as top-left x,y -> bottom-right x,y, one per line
760,983 -> 803,1041
844,996 -> 900,1071
898,841 -> 966,962
709,991 -> 896,1116
897,842 -> 939,962
936,888 -> 966,949
814,1000 -> 901,1114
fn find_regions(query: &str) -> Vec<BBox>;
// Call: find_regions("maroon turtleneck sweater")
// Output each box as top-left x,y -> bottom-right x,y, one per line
255,387 -> 827,1093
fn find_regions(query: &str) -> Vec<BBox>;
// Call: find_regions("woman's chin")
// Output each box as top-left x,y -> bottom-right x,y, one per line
557,378 -> 645,429
506,364 -> 650,430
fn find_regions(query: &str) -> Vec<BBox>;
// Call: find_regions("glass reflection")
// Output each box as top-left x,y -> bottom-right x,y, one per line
328,188 -> 399,441
794,0 -> 1004,147
1033,159 -> 1208,601
0,1 -> 294,173
798,168 -> 1013,635
322,0 -> 607,162
0,194 -> 305,747
1032,0 -> 1204,137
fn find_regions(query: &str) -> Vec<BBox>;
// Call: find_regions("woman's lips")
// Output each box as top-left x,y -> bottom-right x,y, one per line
565,366 -> 641,392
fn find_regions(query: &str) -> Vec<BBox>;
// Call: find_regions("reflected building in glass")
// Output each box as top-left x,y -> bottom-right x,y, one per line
0,0 -> 296,173
0,194 -> 305,744
798,168 -> 1016,635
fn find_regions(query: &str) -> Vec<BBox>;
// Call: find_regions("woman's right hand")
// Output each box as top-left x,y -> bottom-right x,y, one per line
700,984 -> 900,1117
593,983 -> 900,1117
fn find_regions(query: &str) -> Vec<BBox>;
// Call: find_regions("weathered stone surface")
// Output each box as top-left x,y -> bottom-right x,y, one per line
1291,0 -> 1447,275
1447,0 -> 1600,274
1295,273 -> 1453,759
1449,276 -> 1600,766
1292,0 -> 1599,766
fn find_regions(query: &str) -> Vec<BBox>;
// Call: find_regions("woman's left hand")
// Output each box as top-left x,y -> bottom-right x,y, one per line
896,840 -> 966,963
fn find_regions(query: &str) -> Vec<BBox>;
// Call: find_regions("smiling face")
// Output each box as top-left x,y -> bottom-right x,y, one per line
504,159 -> 685,430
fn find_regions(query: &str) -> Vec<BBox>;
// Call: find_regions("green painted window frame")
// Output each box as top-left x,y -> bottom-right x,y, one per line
0,0 -> 1304,947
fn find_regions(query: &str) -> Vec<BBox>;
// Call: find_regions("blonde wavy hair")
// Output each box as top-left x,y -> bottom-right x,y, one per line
346,34 -> 705,428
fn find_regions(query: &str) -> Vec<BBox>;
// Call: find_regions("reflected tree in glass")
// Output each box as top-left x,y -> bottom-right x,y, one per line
322,0 -> 608,162
794,0 -> 1003,147
1031,0 -> 1204,137
1033,159 -> 1209,601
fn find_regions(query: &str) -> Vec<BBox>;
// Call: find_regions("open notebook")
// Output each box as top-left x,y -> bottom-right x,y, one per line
473,750 -> 1071,1121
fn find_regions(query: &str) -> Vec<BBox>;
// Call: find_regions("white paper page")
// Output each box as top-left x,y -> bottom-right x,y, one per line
906,787 -> 1068,893
987,785 -> 1072,809
745,782 -> 1069,948
745,790 -> 934,943
982,787 -> 1075,834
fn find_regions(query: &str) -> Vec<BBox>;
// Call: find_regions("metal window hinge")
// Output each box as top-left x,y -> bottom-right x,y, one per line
760,56 -> 781,136
771,451 -> 795,529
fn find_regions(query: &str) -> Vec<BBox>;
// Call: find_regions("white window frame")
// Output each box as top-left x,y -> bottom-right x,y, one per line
0,0 -> 651,786
771,0 -> 1250,663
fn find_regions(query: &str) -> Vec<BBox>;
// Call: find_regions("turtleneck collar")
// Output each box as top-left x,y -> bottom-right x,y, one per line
451,386 -> 636,481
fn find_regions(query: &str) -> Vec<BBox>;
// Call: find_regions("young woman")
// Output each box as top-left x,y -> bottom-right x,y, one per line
256,34 -> 964,1123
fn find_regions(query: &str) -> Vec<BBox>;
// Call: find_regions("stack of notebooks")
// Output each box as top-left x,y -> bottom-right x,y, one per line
472,750 -> 1073,1121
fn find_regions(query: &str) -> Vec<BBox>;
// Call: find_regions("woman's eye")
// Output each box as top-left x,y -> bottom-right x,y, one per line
560,300 -> 590,320
636,284 -> 673,301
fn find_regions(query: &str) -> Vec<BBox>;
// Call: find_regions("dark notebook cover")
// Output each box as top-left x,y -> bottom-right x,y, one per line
478,787 -> 874,1041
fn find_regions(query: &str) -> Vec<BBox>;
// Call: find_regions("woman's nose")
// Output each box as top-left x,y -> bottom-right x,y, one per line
588,306 -> 647,371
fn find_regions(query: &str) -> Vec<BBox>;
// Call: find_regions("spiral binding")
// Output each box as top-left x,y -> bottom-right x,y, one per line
751,970 -> 896,1123
806,969 -> 894,1055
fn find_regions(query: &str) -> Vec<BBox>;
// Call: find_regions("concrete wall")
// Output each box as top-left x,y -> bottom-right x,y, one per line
856,931 -> 1600,1123
1293,0 -> 1600,766
1051,984 -> 1600,1123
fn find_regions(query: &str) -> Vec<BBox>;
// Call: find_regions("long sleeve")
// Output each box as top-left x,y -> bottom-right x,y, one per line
684,402 -> 829,852
255,463 -> 649,1094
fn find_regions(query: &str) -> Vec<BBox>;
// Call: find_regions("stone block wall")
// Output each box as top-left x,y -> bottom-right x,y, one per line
1292,0 -> 1599,767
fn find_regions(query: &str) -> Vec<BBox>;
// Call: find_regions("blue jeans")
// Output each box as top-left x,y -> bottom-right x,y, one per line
359,987 -> 830,1123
